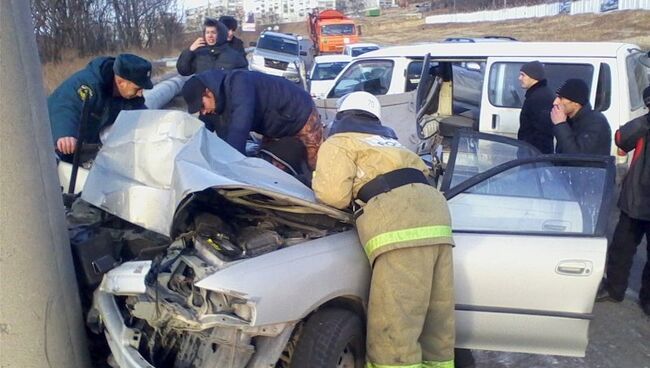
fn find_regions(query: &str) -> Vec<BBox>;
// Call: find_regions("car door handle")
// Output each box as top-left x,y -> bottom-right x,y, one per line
556,260 -> 593,276
491,114 -> 498,130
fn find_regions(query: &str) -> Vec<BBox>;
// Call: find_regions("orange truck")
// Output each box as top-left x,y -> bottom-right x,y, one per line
308,9 -> 359,55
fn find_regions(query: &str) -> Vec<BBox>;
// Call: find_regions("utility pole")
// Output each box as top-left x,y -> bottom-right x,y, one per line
0,1 -> 91,367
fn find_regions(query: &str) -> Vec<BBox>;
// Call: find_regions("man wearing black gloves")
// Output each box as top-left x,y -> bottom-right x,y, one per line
597,86 -> 650,316
550,78 -> 611,155
518,60 -> 554,154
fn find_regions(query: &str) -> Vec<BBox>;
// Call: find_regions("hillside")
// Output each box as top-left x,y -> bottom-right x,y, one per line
263,8 -> 650,49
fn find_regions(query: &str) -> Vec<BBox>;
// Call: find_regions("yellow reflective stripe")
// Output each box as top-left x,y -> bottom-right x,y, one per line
422,360 -> 454,368
364,225 -> 453,258
366,363 -> 422,368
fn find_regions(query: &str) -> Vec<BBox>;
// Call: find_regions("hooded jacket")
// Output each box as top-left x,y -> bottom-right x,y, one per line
313,112 -> 453,263
47,57 -> 147,145
518,79 -> 554,154
196,69 -> 314,154
616,113 -> 650,220
553,103 -> 612,155
176,22 -> 248,75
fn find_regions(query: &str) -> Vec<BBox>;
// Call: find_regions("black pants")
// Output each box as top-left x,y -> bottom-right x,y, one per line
606,211 -> 650,304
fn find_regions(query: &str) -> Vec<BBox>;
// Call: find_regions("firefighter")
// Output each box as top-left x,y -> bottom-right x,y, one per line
312,91 -> 455,368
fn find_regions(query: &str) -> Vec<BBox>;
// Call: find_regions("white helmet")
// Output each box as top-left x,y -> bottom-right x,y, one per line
336,91 -> 382,120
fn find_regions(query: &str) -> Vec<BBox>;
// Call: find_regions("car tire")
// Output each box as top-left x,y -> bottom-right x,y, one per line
289,308 -> 365,368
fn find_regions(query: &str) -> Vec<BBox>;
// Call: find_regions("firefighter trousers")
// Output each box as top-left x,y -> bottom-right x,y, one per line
366,244 -> 455,368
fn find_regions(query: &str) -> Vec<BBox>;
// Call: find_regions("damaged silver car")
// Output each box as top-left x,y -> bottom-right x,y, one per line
81,110 -> 615,368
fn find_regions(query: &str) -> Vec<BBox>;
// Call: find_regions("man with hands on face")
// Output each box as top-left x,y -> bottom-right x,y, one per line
176,17 -> 248,75
550,78 -> 611,155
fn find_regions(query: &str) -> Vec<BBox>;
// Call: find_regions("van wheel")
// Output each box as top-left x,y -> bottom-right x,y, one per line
289,308 -> 365,368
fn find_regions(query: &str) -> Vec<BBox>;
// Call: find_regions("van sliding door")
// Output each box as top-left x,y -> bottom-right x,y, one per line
481,57 -> 603,139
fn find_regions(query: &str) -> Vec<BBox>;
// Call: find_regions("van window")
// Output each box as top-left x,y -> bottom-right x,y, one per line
488,63 -> 594,108
627,54 -> 650,110
329,60 -> 394,98
594,63 -> 611,112
405,60 -> 423,92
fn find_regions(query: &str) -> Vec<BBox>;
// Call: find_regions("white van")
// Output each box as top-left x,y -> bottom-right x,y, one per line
314,42 -> 650,165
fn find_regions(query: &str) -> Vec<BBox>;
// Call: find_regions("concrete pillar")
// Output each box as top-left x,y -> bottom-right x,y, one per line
0,1 -> 92,367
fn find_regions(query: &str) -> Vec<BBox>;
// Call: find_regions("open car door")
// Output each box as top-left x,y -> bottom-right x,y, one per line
442,130 -> 614,356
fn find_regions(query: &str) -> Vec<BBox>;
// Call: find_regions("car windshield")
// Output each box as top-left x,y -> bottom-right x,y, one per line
257,35 -> 299,55
311,61 -> 349,80
351,46 -> 379,57
322,24 -> 355,35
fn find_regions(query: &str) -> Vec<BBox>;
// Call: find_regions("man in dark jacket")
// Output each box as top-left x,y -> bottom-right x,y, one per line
176,18 -> 248,76
518,61 -> 554,154
219,16 -> 247,60
551,78 -> 611,155
182,69 -> 323,169
597,86 -> 650,316
48,53 -> 153,161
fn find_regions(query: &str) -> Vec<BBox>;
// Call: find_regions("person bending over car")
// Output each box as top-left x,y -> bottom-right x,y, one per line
48,53 -> 153,162
182,69 -> 323,169
312,91 -> 456,368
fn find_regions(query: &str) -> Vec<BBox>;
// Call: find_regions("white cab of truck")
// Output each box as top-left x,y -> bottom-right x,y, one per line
314,42 -> 650,166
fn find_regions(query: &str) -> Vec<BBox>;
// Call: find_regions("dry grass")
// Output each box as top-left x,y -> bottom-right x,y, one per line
358,9 -> 650,48
42,47 -> 180,94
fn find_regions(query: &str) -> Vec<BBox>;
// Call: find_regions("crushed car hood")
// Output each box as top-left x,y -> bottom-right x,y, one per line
81,110 -> 350,236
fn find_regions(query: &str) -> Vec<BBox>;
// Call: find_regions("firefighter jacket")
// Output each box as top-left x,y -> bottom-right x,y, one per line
616,113 -> 650,220
313,114 -> 454,264
47,57 -> 147,145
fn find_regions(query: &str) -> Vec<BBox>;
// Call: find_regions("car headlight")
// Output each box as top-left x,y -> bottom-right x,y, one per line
252,54 -> 264,65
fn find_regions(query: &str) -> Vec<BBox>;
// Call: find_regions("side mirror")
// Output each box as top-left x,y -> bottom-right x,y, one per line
249,41 -> 257,47
300,51 -> 307,56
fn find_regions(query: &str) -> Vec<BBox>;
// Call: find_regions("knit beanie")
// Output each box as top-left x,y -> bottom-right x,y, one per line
520,60 -> 545,81
556,79 -> 590,106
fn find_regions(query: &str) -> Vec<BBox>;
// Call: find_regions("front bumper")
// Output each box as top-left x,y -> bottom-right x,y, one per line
92,290 -> 153,368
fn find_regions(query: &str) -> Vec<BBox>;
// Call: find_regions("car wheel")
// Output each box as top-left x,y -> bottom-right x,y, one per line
289,308 -> 365,368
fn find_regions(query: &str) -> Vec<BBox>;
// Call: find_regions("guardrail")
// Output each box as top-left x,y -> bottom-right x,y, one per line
425,0 -> 650,24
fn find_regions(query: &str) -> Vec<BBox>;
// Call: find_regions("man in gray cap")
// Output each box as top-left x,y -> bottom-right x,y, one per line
551,78 -> 611,155
518,60 -> 554,153
48,53 -> 153,161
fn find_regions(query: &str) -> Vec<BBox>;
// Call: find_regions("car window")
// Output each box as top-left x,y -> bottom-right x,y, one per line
441,133 -> 539,191
406,60 -> 423,92
594,63 -> 612,112
311,62 -> 349,81
351,46 -> 379,57
321,24 -> 355,35
444,132 -> 613,236
448,162 -> 610,235
626,53 -> 650,110
488,62 -> 594,108
329,60 -> 394,98
257,34 -> 299,55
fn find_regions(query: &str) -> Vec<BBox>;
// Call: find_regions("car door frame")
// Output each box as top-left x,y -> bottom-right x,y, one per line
441,130 -> 615,356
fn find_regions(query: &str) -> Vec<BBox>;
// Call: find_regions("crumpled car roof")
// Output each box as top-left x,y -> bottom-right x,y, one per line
81,110 -> 349,236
